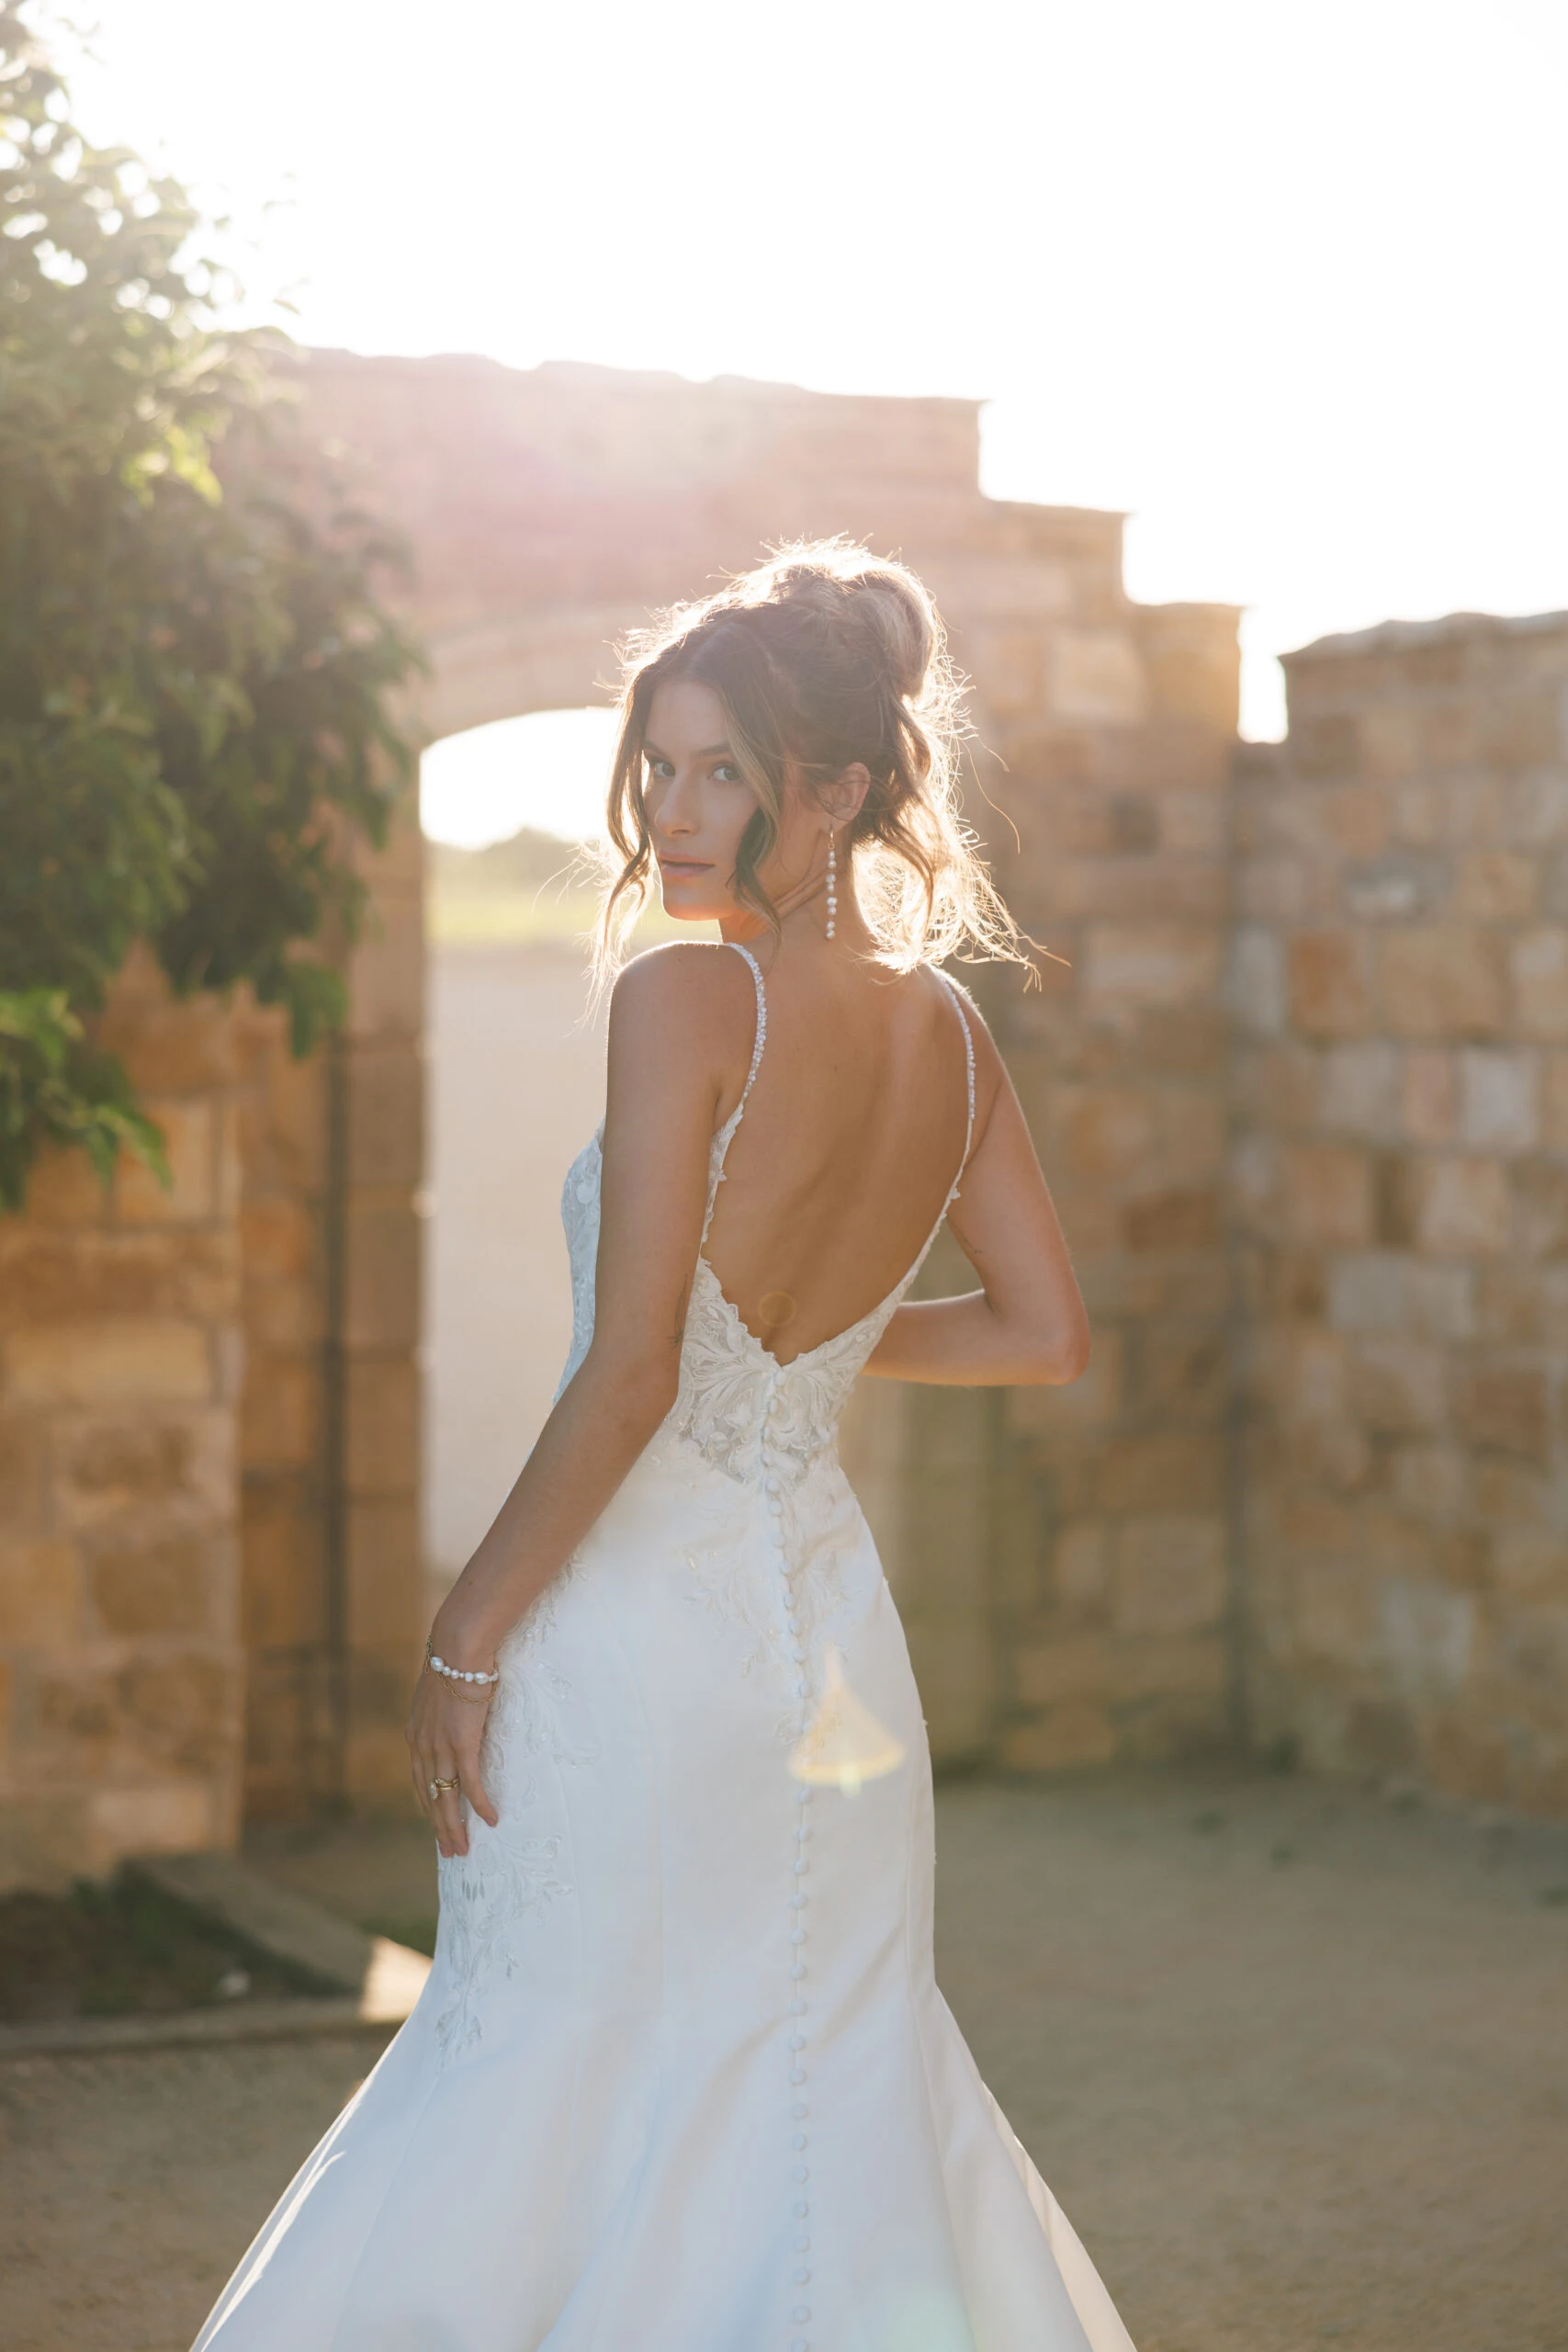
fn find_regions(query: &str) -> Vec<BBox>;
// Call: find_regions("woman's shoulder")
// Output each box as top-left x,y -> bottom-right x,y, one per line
607,940 -> 761,1062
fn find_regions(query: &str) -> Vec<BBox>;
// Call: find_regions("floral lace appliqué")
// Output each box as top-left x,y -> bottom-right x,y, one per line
434,1835 -> 570,2062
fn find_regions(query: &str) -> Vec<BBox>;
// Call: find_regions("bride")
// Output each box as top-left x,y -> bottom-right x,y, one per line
194,541 -> 1133,2351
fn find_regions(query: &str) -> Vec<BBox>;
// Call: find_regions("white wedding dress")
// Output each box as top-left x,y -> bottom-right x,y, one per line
194,945 -> 1135,2352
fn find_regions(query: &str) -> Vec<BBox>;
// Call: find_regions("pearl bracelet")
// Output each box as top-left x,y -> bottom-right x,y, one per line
424,1640 -> 500,1689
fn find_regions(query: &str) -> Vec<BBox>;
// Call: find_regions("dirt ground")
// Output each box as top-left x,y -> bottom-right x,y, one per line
1,1766 -> 1564,2352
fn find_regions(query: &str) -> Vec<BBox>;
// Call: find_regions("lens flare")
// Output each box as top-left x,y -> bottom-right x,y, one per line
788,1646 -> 906,1796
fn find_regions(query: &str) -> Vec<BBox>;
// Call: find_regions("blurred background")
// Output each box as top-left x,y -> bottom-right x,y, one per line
2,5 -> 1566,2347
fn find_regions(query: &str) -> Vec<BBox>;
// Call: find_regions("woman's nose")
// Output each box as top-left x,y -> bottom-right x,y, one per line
656,775 -> 699,834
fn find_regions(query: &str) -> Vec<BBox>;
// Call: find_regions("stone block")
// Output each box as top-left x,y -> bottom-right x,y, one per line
96,980 -> 239,1095
1325,1253 -> 1473,1340
346,1498 -> 423,1647
241,1196 -> 316,1283
1129,1320 -> 1229,1425
86,1527 -> 227,1638
344,1204 -> 422,1352
346,893 -> 424,1043
1510,929 -> 1568,1037
244,1271 -> 324,1355
1062,1091 -> 1157,1185
54,1408 -> 233,1532
0,1416 -> 46,1532
1080,925 -> 1220,1009
1452,1362 -> 1550,1463
1226,927 -> 1287,1038
242,1483 -> 327,1648
1047,629 -> 1147,725
1400,1050 -> 1456,1143
116,1100 -> 218,1226
1458,1048 -> 1539,1151
1291,1561 -> 1379,1668
0,1537 -> 79,1643
1454,850 -> 1538,921
3,1321 -> 214,1407
978,627 -> 1047,718
1542,1056 -> 1568,1152
347,1047 -> 425,1192
1013,1634 -> 1113,1708
86,1781 -> 220,1869
1288,933 -> 1371,1036
17,1144 -> 111,1227
1348,1336 -> 1446,1433
0,1230 -> 239,1328
1512,1160 -> 1568,1261
345,1355 -> 421,1498
1111,1635 -> 1228,1703
1092,1431 -> 1225,1513
1342,851 -> 1449,922
241,1360 -> 321,1473
1111,1515 -> 1226,1635
1379,1578 -> 1476,1700
1486,1527 -> 1568,1602
119,1653 -> 242,1775
1319,1042 -> 1398,1138
1001,1701 -> 1119,1771
1388,1442 -> 1469,1522
1050,1522 -> 1111,1622
1379,928 -> 1507,1037
1123,1188 -> 1220,1252
1280,1145 -> 1373,1247
1404,1158 -> 1511,1257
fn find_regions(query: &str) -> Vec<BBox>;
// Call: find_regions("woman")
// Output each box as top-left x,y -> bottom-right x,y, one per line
194,541 -> 1133,2352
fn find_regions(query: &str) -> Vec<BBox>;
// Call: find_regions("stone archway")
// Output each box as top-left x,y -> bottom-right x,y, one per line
0,350 -> 1241,1882
273,350 -> 1241,1815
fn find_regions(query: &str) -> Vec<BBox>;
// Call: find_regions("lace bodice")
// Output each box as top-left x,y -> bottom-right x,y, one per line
557,944 -> 975,1485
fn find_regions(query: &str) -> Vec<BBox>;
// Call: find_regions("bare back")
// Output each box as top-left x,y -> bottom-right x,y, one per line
701,945 -> 974,1365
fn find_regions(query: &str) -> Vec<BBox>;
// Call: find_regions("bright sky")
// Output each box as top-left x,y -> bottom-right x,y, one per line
63,0 -> 1568,841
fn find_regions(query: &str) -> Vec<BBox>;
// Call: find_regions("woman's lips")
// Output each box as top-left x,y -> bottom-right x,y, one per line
658,857 -> 713,877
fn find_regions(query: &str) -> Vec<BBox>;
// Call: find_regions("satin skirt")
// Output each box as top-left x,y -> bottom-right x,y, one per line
192,1443 -> 1135,2352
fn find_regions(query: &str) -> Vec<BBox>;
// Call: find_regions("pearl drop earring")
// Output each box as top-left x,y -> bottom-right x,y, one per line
826,831 -> 838,940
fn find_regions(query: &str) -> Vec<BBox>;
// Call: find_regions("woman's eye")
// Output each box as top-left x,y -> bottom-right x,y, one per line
713,763 -> 742,785
646,759 -> 673,780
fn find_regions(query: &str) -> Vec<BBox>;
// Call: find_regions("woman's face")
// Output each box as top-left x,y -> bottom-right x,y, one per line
640,676 -> 824,928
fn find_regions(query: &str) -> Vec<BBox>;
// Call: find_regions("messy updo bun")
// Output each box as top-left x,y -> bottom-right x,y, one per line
594,537 -> 1029,984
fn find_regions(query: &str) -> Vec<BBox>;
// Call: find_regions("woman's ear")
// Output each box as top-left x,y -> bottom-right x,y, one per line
822,762 -> 872,829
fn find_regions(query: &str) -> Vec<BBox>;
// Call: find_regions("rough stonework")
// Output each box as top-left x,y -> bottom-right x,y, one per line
289,353 -> 1241,1776
0,952 -> 246,1886
4,350 -> 1565,1883
1233,612 -> 1568,1814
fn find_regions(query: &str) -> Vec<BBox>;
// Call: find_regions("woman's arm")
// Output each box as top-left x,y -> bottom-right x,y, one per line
406,944 -> 751,1855
862,1009 -> 1089,1387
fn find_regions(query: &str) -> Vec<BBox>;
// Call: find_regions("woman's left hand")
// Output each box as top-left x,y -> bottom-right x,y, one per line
405,1652 -> 501,1859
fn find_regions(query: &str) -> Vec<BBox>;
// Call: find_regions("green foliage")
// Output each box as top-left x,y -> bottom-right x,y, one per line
0,1 -> 422,1209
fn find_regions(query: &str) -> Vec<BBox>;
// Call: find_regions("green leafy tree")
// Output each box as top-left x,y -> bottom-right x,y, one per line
0,1 -> 421,1209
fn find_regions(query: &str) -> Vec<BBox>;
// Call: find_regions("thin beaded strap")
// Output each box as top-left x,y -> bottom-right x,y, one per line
700,943 -> 768,1247
940,975 -> 976,1164
726,941 -> 768,1116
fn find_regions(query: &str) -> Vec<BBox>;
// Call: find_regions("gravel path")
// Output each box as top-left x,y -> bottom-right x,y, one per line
2,1769 -> 1564,2352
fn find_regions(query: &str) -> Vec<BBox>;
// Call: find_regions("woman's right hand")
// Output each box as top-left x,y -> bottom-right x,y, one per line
405,1657 -> 501,1860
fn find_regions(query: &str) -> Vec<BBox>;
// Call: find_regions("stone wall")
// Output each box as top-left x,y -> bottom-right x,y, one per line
958,547 -> 1243,1770
297,352 -> 1244,1778
0,955 -> 245,1888
7,349 -> 1565,1879
1233,612 -> 1568,1814
237,809 -> 426,1823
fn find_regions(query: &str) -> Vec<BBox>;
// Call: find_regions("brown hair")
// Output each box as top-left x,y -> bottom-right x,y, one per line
593,537 -> 1030,988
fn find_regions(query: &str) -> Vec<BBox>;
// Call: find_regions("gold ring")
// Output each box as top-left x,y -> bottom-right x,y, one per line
428,1775 -> 460,1797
